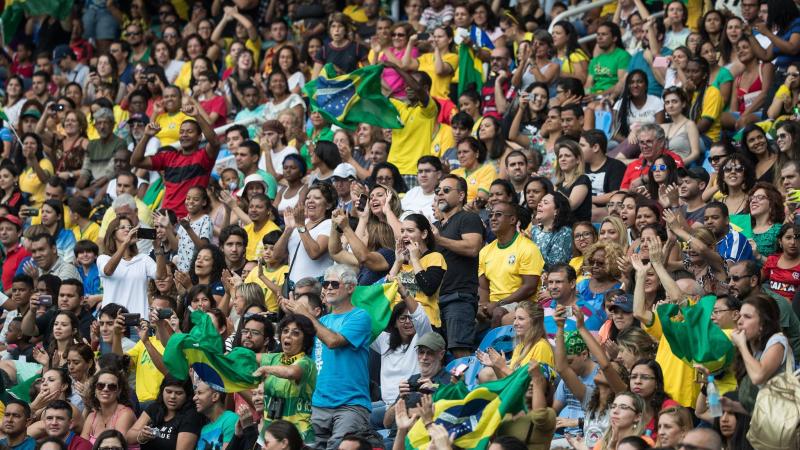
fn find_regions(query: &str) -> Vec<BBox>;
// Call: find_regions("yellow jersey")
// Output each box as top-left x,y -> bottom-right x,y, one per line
479,233 -> 545,303
451,163 -> 497,202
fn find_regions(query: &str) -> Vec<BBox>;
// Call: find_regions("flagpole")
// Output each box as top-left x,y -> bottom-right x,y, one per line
5,120 -> 22,146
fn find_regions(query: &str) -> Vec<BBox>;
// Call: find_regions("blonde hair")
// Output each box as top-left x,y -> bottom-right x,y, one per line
657,405 -> 694,446
554,140 -> 585,186
601,391 -> 646,450
581,241 -> 625,279
617,327 -> 658,361
600,216 -> 629,251
514,302 -> 546,356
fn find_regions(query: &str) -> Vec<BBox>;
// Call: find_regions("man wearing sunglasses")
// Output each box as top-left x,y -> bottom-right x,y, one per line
284,264 -> 374,450
478,201 -> 543,327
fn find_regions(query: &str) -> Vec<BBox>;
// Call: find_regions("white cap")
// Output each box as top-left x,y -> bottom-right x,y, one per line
332,163 -> 357,180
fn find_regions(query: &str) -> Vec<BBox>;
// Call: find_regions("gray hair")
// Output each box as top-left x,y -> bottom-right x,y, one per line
638,123 -> 666,143
112,193 -> 137,211
324,264 -> 358,286
94,107 -> 114,123
294,277 -> 322,296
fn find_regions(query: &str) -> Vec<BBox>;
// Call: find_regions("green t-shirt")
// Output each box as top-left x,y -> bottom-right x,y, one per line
588,48 -> 632,94
260,352 -> 317,443
197,410 -> 237,450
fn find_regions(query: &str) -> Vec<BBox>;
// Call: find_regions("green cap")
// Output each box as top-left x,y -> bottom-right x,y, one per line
565,331 -> 587,355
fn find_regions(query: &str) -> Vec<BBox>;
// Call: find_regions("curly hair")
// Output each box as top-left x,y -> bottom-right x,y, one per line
85,369 -> 132,413
189,244 -> 226,285
582,241 -> 625,279
718,153 -> 756,196
748,182 -> 786,225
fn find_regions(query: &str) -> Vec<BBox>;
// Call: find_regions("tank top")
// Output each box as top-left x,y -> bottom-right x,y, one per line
88,405 -> 139,450
735,65 -> 763,115
277,187 -> 301,213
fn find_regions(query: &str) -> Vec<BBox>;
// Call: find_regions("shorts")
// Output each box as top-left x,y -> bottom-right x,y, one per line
82,7 -> 120,41
439,293 -> 478,350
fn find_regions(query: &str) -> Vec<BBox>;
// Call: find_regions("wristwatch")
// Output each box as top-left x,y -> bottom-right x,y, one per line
297,226 -> 307,233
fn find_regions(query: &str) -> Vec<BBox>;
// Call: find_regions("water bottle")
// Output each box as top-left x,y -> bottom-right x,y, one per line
707,375 -> 722,418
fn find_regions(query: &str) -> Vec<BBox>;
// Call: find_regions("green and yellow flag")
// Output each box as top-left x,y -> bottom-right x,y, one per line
164,310 -> 260,392
657,295 -> 735,374
2,0 -> 74,41
406,365 -> 531,450
353,281 -> 399,341
303,64 -> 402,131
457,45 -> 484,97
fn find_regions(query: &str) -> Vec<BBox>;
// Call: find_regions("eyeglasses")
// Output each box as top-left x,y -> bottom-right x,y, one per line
392,33 -> 407,37
630,374 -> 656,381
652,164 -> 668,172
163,33 -> 178,39
709,155 -> 727,163
100,447 -> 124,450
241,328 -> 263,337
376,176 -> 393,183
711,308 -> 731,316
397,315 -> 413,323
434,186 -> 457,195
280,328 -> 303,337
489,211 -> 513,219
490,57 -> 507,61
574,232 -> 594,240
724,165 -> 744,173
95,382 -> 118,392
125,31 -> 142,37
610,403 -> 638,412
727,274 -> 751,283
750,194 -> 768,202
321,280 -> 341,289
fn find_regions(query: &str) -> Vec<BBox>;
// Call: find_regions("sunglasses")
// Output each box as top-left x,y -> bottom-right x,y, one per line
322,280 -> 341,289
724,165 -> 745,173
434,186 -> 457,195
709,155 -> 727,163
95,382 -> 118,392
489,211 -> 513,219
652,164 -> 668,172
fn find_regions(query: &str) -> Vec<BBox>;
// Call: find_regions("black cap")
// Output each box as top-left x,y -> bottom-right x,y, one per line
677,167 -> 710,184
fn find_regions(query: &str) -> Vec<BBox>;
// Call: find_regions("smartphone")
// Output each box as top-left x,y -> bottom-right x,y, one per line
356,193 -> 368,211
23,208 -> 38,217
157,308 -> 173,320
653,56 -> 670,68
417,32 -> 430,40
49,103 -> 65,112
451,363 -> 468,377
136,228 -> 156,240
123,313 -> 141,327
564,306 -> 573,318
38,295 -> 52,307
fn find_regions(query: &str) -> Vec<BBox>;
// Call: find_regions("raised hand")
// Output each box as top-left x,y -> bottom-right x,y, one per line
394,399 -> 419,431
181,102 -> 198,118
630,252 -> 647,273
144,122 -> 161,137
283,207 -> 297,229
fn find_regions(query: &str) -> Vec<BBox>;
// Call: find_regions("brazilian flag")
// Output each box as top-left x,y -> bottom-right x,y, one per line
303,64 -> 403,131
658,295 -> 735,374
457,45 -> 484,97
164,310 -> 260,392
406,365 -> 531,450
2,0 -> 73,41
353,281 -> 400,342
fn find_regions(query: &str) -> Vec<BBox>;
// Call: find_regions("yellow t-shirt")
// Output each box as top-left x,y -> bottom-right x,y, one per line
693,85 -> 723,142
86,106 -> 128,140
223,37 -> 262,69
155,111 -> 191,146
393,251 -> 447,327
451,163 -> 498,202
478,233 -> 544,303
244,264 -> 289,312
98,198 -> 155,242
72,221 -> 100,243
19,159 -> 55,208
431,123 -> 455,159
127,337 -> 165,402
418,52 -> 459,99
559,51 -> 589,76
508,338 -> 555,370
343,4 -> 369,23
245,221 -> 281,261
32,205 -> 73,230
388,98 -> 437,175
644,313 -> 700,407
174,61 -> 193,92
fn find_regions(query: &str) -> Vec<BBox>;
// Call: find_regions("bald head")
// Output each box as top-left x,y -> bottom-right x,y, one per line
681,428 -> 722,450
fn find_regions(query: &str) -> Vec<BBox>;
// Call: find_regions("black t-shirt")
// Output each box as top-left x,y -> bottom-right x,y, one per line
585,157 -> 627,196
681,204 -> 706,226
142,403 -> 204,450
558,175 -> 593,222
314,41 -> 368,74
436,210 -> 484,297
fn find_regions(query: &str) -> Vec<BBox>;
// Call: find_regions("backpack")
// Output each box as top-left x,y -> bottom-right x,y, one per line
746,344 -> 800,450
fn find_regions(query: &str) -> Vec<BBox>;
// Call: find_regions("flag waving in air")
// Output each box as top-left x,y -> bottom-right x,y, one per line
352,281 -> 400,342
406,365 -> 532,450
164,310 -> 260,392
303,64 -> 403,131
2,0 -> 74,42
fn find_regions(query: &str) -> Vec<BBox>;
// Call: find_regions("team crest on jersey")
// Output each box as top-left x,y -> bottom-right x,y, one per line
794,272 -> 800,280
508,255 -> 516,265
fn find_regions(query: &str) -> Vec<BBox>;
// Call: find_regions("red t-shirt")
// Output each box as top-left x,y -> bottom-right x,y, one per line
644,398 -> 680,436
150,148 -> 214,217
620,151 -> 685,190
761,254 -> 800,301
2,243 -> 30,291
200,95 -> 228,128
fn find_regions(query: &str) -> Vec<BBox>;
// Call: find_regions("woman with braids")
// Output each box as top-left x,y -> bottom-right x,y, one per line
610,70 -> 665,160
685,57 -> 723,147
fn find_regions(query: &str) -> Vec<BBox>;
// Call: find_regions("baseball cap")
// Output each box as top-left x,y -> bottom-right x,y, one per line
53,45 -> 75,62
610,293 -> 634,313
332,163 -> 357,180
0,214 -> 22,229
242,173 -> 267,190
416,332 -> 446,352
20,109 -> 41,120
677,167 -> 710,185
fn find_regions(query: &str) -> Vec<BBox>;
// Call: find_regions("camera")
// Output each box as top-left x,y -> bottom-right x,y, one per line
407,380 -> 422,392
38,295 -> 52,307
266,397 -> 284,420
49,104 -> 65,112
157,308 -> 173,320
136,228 -> 156,240
123,313 -> 141,327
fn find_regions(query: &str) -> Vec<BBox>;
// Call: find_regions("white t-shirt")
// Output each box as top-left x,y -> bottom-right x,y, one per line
754,333 -> 789,387
98,253 -> 158,318
287,219 -> 333,283
258,146 -> 298,176
613,95 -> 664,128
288,72 -> 306,92
370,305 -> 432,404
263,93 -> 306,121
401,186 -> 436,224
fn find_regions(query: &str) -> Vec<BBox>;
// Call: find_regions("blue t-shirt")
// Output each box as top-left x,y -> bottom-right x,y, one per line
312,307 -> 372,409
717,227 -> 755,264
542,296 -> 607,339
628,47 -> 672,97
555,363 -> 599,435
0,436 -> 36,450
235,105 -> 267,141
575,279 -> 617,330
774,18 -> 800,69
196,410 -> 238,450
78,263 -> 102,296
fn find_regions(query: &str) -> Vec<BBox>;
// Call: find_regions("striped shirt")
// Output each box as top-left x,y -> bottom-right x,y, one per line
716,227 -> 755,265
